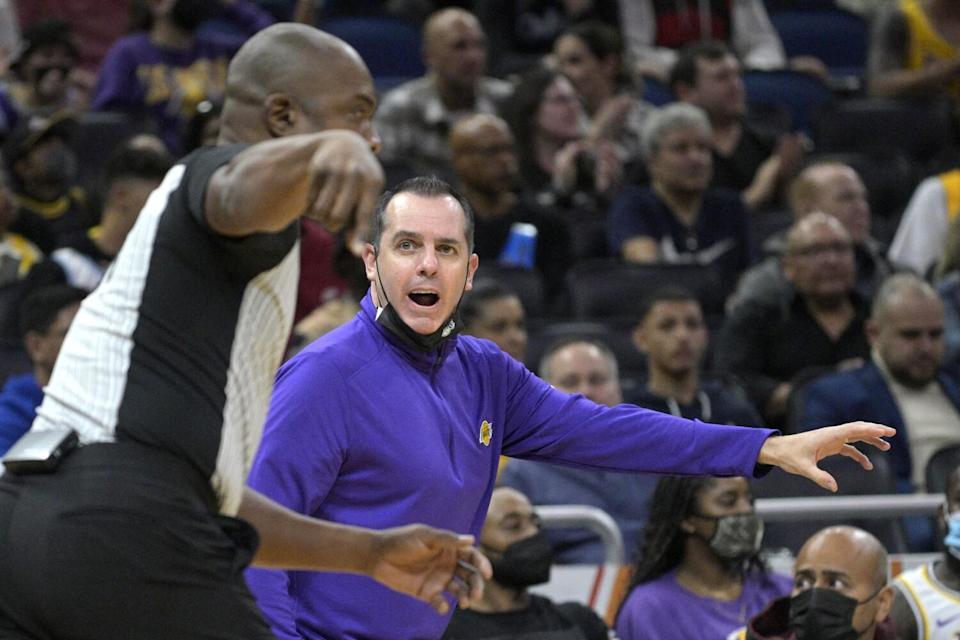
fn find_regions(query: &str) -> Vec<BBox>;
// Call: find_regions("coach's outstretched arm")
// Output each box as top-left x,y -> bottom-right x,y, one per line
757,421 -> 896,492
204,129 -> 383,237
239,488 -> 490,615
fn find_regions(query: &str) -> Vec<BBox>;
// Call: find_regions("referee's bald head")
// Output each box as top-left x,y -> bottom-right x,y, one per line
219,24 -> 377,148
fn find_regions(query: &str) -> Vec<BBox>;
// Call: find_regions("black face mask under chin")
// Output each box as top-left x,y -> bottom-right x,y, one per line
373,251 -> 464,353
788,586 -> 881,640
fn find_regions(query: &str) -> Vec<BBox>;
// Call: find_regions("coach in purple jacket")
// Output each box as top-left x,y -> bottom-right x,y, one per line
245,176 -> 895,640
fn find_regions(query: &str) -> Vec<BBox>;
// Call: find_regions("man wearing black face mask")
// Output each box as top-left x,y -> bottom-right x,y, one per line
443,487 -> 613,640
5,113 -> 90,253
730,525 -> 896,640
890,466 -> 960,639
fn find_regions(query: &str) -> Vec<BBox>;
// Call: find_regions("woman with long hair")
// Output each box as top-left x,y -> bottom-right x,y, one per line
501,66 -> 623,212
553,21 -> 654,161
616,476 -> 790,640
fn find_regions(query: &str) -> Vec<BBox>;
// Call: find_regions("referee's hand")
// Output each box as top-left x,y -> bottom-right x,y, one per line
367,525 -> 491,614
304,129 -> 383,236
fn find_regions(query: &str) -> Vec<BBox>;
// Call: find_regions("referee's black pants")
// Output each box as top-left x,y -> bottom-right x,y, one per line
0,442 -> 276,639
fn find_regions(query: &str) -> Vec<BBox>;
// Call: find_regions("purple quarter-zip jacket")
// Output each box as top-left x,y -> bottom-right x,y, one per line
245,294 -> 775,640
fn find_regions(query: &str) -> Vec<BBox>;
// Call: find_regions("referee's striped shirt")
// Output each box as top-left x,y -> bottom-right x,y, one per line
31,145 -> 300,516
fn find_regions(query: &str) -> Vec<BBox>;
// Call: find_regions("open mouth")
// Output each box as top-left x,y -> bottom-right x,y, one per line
408,291 -> 439,307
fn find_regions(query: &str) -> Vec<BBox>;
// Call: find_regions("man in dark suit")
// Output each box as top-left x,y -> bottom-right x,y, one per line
797,273 -> 960,548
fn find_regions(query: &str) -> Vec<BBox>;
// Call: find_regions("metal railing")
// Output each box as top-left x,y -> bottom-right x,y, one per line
537,504 -> 625,564
755,493 -> 944,520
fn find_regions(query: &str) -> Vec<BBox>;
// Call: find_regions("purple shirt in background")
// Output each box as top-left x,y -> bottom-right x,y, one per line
616,569 -> 793,640
91,0 -> 273,154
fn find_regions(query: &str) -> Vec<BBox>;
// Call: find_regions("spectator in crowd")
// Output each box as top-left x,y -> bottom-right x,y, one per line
460,279 -> 528,363
553,20 -> 655,162
891,466 -> 960,639
450,113 -> 573,303
244,170 -> 894,639
8,19 -> 88,117
618,0 -> 823,82
607,103 -> 753,296
796,274 -> 960,496
867,0 -> 960,108
375,8 -> 512,181
478,0 -> 621,76
729,525 -> 895,640
715,213 -> 871,426
442,486 -> 612,640
616,475 -> 791,640
730,161 -> 891,312
4,112 -> 90,253
889,165 -> 960,277
500,337 -> 658,564
91,0 -> 276,154
670,41 -> 805,212
502,66 -> 623,212
44,136 -> 174,290
15,0 -> 128,73
0,284 -> 84,455
630,286 -> 763,426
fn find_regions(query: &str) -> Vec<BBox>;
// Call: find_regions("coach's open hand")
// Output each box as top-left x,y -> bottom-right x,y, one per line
757,421 -> 897,492
368,526 -> 491,615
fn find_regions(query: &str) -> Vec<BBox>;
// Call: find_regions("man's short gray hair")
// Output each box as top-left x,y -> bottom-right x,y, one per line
640,103 -> 712,161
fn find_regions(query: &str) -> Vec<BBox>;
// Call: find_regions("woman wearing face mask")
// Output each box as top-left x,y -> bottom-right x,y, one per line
615,476 -> 790,640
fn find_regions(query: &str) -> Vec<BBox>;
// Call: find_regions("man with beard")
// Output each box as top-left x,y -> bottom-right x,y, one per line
92,0 -> 275,154
246,174 -> 895,640
715,213 -> 871,426
797,273 -> 960,495
442,487 -> 612,640
729,526 -> 895,640
891,466 -> 960,639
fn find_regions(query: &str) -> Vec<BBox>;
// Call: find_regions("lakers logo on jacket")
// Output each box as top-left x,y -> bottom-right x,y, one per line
479,420 -> 492,446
